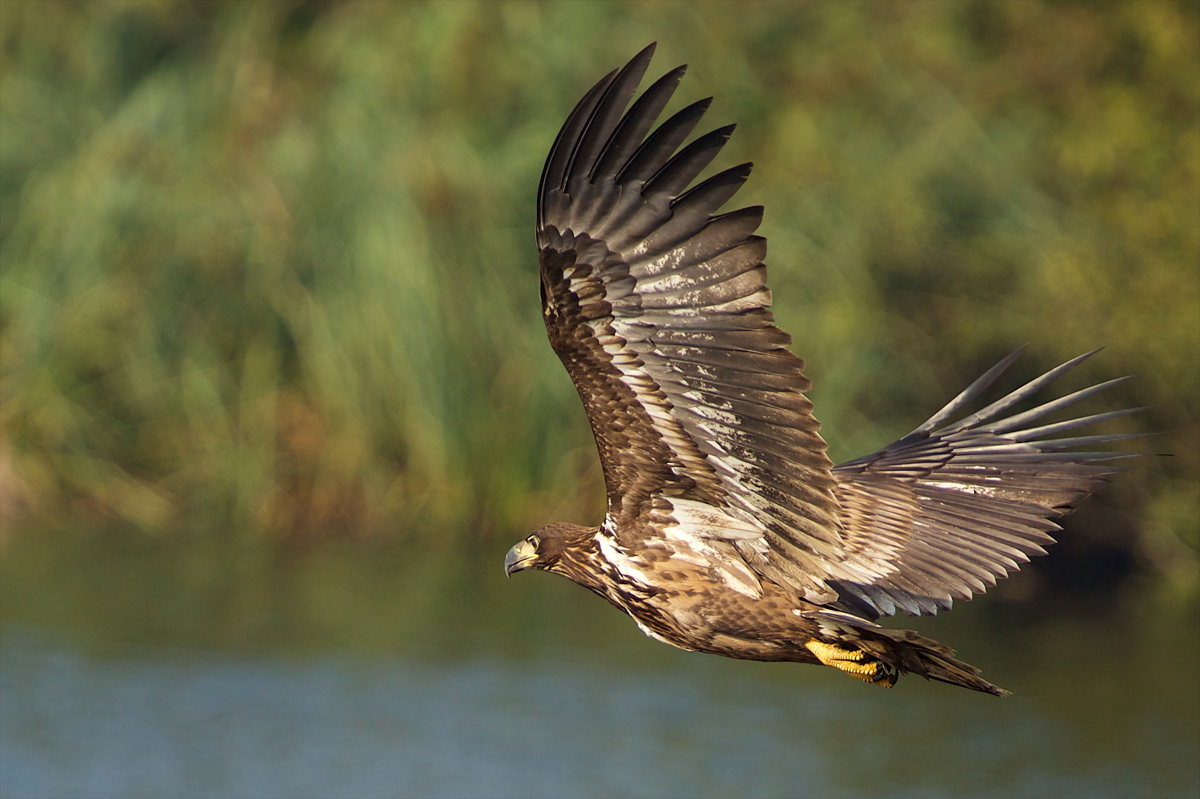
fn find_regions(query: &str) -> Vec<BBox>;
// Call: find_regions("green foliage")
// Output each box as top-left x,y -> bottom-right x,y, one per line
1,1 -> 1196,595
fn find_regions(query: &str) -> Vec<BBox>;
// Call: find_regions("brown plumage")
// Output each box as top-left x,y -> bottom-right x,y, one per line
503,44 -> 1141,696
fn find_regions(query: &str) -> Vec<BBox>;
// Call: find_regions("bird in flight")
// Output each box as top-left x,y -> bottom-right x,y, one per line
504,43 -> 1139,695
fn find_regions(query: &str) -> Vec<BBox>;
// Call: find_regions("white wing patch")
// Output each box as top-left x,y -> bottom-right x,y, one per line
662,498 -> 765,599
665,497 -> 764,540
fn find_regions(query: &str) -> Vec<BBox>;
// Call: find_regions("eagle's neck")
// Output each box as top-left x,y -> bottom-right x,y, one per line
548,529 -> 607,591
553,528 -> 662,614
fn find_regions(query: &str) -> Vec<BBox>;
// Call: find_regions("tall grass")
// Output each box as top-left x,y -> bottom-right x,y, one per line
1,1 -> 1196,595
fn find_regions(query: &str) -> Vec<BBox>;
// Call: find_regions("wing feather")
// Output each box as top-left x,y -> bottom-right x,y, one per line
540,68 -> 618,229
615,99 -> 713,186
829,350 -> 1144,618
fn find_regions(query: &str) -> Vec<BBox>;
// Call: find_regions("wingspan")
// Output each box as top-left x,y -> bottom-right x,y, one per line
537,44 -> 842,593
828,348 -> 1144,618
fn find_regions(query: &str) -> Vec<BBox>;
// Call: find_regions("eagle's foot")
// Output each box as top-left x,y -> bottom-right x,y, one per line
805,639 -> 898,688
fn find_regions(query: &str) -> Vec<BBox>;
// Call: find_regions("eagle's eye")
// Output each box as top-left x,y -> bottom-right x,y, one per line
527,534 -> 541,549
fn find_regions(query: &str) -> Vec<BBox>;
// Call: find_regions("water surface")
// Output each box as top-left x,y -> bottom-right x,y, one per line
2,534 -> 1197,798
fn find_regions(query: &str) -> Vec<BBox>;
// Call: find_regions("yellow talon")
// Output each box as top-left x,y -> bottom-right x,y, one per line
806,640 -> 867,662
805,639 -> 898,688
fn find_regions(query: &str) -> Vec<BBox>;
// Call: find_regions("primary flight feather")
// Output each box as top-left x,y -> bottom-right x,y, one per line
504,43 -> 1139,695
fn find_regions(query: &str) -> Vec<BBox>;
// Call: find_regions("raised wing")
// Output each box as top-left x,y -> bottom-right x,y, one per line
537,45 -> 1139,611
537,43 -> 843,590
828,348 -> 1143,619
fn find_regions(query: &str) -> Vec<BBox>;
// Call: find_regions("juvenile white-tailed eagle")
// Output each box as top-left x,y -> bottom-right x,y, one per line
504,44 -> 1139,696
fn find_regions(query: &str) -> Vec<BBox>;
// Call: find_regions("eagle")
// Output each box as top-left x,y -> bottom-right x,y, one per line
503,44 -> 1139,696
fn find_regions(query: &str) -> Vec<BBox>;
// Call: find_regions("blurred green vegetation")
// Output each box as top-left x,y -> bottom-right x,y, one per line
0,1 -> 1196,600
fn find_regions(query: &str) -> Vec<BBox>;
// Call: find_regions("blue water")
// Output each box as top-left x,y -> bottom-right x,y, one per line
3,624 -> 1196,799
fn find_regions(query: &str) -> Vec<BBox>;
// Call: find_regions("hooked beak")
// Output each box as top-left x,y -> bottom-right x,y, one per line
504,539 -> 538,576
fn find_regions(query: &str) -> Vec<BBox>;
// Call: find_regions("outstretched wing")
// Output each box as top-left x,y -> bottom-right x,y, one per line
537,45 -> 1140,611
828,348 -> 1143,619
537,43 -> 844,594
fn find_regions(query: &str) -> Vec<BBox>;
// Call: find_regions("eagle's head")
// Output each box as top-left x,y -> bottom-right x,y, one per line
504,522 -> 597,576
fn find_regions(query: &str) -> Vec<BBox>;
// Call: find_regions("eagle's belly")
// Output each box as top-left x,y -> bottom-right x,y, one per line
644,587 -> 829,662
588,537 -> 823,663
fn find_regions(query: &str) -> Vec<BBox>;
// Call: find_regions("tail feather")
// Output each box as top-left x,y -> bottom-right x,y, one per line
863,626 -> 1010,696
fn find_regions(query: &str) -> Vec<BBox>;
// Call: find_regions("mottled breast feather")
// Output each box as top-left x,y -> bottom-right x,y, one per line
536,44 -> 1141,616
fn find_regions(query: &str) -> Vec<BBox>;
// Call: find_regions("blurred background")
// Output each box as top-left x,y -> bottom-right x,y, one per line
1,2 -> 1197,798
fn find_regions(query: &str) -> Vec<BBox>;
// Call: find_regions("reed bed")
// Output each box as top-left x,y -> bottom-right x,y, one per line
1,1 -> 1195,597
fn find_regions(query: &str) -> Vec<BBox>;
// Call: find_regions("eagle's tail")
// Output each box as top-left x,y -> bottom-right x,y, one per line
803,610 -> 1010,696
869,625 -> 1009,696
